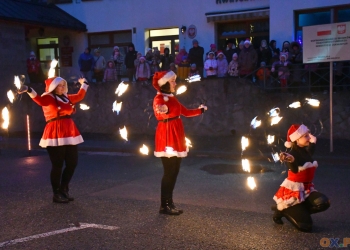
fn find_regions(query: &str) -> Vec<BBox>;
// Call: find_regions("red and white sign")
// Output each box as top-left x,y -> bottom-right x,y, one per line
303,22 -> 350,63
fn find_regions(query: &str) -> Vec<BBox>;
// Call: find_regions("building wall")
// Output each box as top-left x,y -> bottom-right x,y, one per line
57,0 -> 269,55
270,0 -> 350,48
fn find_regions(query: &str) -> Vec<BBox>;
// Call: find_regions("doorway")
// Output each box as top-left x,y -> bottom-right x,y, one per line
149,28 -> 179,57
37,38 -> 59,77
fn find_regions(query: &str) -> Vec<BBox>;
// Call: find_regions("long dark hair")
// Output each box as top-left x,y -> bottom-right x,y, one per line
160,82 -> 171,93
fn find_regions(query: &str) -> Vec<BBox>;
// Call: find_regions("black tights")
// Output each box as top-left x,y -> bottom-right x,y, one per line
46,145 -> 78,193
160,157 -> 182,200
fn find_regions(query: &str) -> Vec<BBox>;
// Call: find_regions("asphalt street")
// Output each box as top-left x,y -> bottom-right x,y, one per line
0,135 -> 350,250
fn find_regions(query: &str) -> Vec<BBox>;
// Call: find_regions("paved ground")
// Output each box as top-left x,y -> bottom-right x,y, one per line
0,134 -> 350,249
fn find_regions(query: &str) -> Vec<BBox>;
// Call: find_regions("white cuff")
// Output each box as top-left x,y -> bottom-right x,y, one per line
309,134 -> 317,143
81,83 -> 89,91
27,89 -> 37,98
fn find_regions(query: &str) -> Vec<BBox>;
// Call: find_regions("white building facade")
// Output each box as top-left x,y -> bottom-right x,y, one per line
50,0 -> 350,79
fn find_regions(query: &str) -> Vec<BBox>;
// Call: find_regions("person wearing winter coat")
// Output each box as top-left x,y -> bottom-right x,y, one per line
124,43 -> 138,83
238,39 -> 257,77
136,56 -> 151,85
271,52 -> 291,92
111,46 -> 124,80
188,39 -> 204,77
18,77 -> 89,203
216,51 -> 228,78
104,60 -> 118,83
204,52 -> 218,78
257,40 -> 272,66
78,47 -> 95,82
289,41 -> 304,89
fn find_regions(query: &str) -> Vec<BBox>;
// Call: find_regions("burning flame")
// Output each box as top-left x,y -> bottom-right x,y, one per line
115,81 -> 129,97
271,116 -> 283,126
306,98 -> 320,107
185,137 -> 192,148
112,101 -> 122,115
241,136 -> 249,151
119,126 -> 128,141
289,101 -> 301,108
80,104 -> 90,110
272,152 -> 280,162
250,116 -> 261,129
186,74 -> 201,83
242,159 -> 250,173
247,177 -> 257,190
1,107 -> 9,129
48,59 -> 58,79
14,75 -> 21,89
176,85 -> 187,95
7,90 -> 15,103
268,107 -> 280,117
140,144 -> 149,155
267,135 -> 275,144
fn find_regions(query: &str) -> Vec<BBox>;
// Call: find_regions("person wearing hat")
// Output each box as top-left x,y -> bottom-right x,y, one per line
188,39 -> 204,77
204,51 -> 218,78
18,77 -> 89,203
272,124 -> 330,232
238,38 -> 258,77
152,71 -> 207,215
124,43 -> 138,83
111,46 -> 124,80
78,47 -> 95,82
257,39 -> 271,67
135,56 -> 150,85
271,52 -> 291,92
224,39 -> 238,64
93,48 -> 106,84
216,51 -> 228,78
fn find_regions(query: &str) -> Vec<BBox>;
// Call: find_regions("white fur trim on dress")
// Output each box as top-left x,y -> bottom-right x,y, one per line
158,71 -> 176,86
39,135 -> 84,148
289,124 -> 309,142
27,89 -> 37,98
298,161 -> 318,171
154,150 -> 188,158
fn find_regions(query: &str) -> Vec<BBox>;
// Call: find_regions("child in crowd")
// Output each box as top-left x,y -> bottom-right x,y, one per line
256,61 -> 271,88
136,56 -> 151,86
271,52 -> 291,92
216,51 -> 228,78
150,59 -> 160,77
103,60 -> 118,83
204,51 -> 218,78
169,62 -> 177,74
228,53 -> 239,77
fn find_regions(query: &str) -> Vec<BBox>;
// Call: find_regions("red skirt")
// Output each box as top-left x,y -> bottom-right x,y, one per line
39,118 -> 83,147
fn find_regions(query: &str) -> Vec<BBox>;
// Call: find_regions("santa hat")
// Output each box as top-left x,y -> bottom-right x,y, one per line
139,56 -> 145,61
217,51 -> 224,57
152,71 -> 176,92
244,38 -> 251,45
284,124 -> 309,148
41,77 -> 67,96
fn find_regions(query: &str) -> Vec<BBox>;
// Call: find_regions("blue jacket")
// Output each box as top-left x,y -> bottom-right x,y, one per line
78,52 -> 95,71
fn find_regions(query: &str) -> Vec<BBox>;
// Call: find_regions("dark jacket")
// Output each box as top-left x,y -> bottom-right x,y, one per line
188,46 -> 204,67
124,43 -> 138,69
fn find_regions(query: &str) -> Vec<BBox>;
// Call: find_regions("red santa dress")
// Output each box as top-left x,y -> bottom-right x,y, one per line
27,77 -> 88,148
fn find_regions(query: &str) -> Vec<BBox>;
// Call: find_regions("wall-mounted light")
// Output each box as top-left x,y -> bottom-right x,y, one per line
181,26 -> 187,34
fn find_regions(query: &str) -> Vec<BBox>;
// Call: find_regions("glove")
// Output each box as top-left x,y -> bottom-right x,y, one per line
198,104 -> 207,113
78,78 -> 88,85
309,134 -> 317,143
18,85 -> 29,94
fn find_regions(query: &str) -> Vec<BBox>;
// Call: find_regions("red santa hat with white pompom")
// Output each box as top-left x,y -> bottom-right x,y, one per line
152,71 -> 176,92
285,124 -> 309,148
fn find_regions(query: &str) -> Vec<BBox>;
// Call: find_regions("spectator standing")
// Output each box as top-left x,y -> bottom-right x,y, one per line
134,52 -> 142,68
150,59 -> 160,77
204,51 -> 218,78
269,40 -> 280,65
160,48 -> 174,71
289,41 -> 303,91
228,53 -> 239,78
124,43 -> 137,83
188,39 -> 204,77
93,48 -> 106,84
256,61 -> 271,89
238,39 -> 258,77
104,60 -> 118,83
224,39 -> 238,64
26,51 -> 43,83
206,44 -> 217,58
281,41 -> 291,52
145,48 -> 154,64
271,52 -> 291,92
111,46 -> 124,80
237,40 -> 245,55
153,47 -> 161,65
257,40 -> 271,66
216,51 -> 228,78
188,63 -> 199,77
136,56 -> 151,86
78,47 -> 95,82
175,47 -> 188,66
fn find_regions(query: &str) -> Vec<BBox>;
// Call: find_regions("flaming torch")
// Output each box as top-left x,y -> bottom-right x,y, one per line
185,137 -> 192,149
119,126 -> 128,141
241,136 -> 249,152
289,101 -> 301,108
250,116 -> 261,129
247,177 -> 257,190
14,75 -> 21,90
271,116 -> 283,126
7,90 -> 15,103
140,144 -> 149,155
176,85 -> 187,95
115,81 -> 129,97
267,135 -> 275,144
186,74 -> 201,83
306,98 -> 320,107
1,107 -> 9,130
80,104 -> 90,110
112,101 -> 122,115
48,59 -> 58,79
242,159 -> 250,173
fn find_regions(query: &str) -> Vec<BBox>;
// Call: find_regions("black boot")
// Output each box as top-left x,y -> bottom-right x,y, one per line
53,189 -> 69,203
271,205 -> 283,224
170,198 -> 183,214
60,185 -> 74,201
159,199 -> 181,215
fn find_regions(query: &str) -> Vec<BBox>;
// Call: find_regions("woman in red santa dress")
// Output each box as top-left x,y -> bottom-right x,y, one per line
272,124 -> 330,232
152,71 -> 207,215
18,77 -> 89,203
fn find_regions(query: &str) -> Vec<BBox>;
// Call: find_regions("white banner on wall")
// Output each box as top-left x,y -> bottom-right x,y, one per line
303,22 -> 350,63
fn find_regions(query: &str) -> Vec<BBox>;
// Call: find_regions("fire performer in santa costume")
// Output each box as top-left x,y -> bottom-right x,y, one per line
153,71 -> 207,215
18,77 -> 88,203
272,124 -> 330,232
